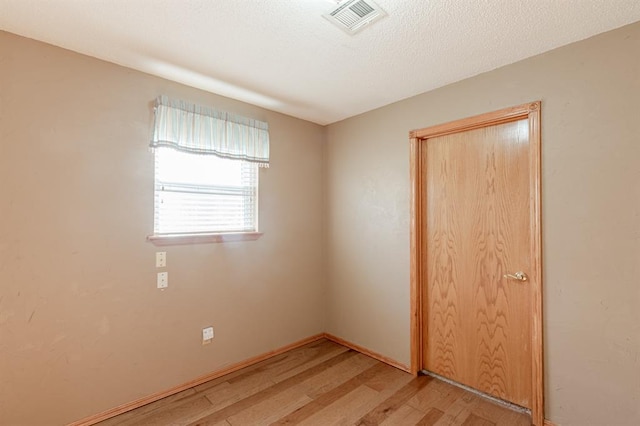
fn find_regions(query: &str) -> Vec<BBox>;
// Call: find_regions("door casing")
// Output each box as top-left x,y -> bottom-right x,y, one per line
409,102 -> 543,425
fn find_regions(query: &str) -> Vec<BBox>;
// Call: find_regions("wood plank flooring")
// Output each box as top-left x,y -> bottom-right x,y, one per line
96,339 -> 531,426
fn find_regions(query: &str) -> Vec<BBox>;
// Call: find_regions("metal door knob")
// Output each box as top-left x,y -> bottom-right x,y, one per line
503,271 -> 528,282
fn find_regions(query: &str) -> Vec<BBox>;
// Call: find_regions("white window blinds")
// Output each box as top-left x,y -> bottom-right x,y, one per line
154,148 -> 258,235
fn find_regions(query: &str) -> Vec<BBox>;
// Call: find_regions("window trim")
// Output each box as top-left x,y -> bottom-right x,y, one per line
147,231 -> 263,246
148,96 -> 269,245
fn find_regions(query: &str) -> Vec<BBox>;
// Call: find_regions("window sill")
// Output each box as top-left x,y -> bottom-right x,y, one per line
147,232 -> 263,246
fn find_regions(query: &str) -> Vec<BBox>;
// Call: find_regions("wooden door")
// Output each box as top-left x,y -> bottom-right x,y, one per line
409,103 -> 543,423
423,118 -> 532,407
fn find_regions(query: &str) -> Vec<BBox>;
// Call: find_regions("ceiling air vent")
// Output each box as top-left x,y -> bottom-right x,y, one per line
324,0 -> 387,35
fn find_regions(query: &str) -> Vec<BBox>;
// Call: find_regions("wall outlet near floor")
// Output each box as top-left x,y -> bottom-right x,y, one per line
157,272 -> 168,289
156,252 -> 166,268
202,327 -> 214,345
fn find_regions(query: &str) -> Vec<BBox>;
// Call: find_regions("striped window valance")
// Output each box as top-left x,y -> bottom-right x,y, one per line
150,96 -> 270,167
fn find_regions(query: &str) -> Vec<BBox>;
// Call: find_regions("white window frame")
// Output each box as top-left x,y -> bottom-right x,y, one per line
149,148 -> 261,245
147,96 -> 268,245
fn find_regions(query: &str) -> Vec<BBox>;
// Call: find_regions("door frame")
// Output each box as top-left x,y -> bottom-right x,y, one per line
409,102 -> 544,425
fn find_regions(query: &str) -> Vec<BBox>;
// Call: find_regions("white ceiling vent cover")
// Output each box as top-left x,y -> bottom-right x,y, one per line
324,0 -> 387,35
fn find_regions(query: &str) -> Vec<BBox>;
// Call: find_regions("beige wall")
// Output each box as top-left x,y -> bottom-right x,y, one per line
0,31 -> 326,425
2,21 -> 639,426
325,22 -> 640,426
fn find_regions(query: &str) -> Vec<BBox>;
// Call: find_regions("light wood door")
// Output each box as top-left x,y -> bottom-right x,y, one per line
422,118 -> 532,408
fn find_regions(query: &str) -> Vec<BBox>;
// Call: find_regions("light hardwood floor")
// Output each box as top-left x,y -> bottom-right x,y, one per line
97,339 -> 531,426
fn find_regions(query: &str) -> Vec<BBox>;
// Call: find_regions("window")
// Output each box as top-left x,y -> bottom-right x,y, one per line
154,148 -> 258,235
148,96 -> 269,244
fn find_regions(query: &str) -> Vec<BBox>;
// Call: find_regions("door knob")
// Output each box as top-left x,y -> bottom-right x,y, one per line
503,271 -> 528,282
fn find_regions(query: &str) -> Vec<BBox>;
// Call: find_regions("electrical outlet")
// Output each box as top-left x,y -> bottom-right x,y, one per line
156,252 -> 166,268
202,327 -> 214,345
157,272 -> 168,289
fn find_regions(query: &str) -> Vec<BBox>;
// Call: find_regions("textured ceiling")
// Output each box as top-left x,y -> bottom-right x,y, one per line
1,0 -> 639,124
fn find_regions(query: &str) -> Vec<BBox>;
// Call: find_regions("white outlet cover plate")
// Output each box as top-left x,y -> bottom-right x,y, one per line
156,252 -> 166,268
157,272 -> 168,288
202,327 -> 214,341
